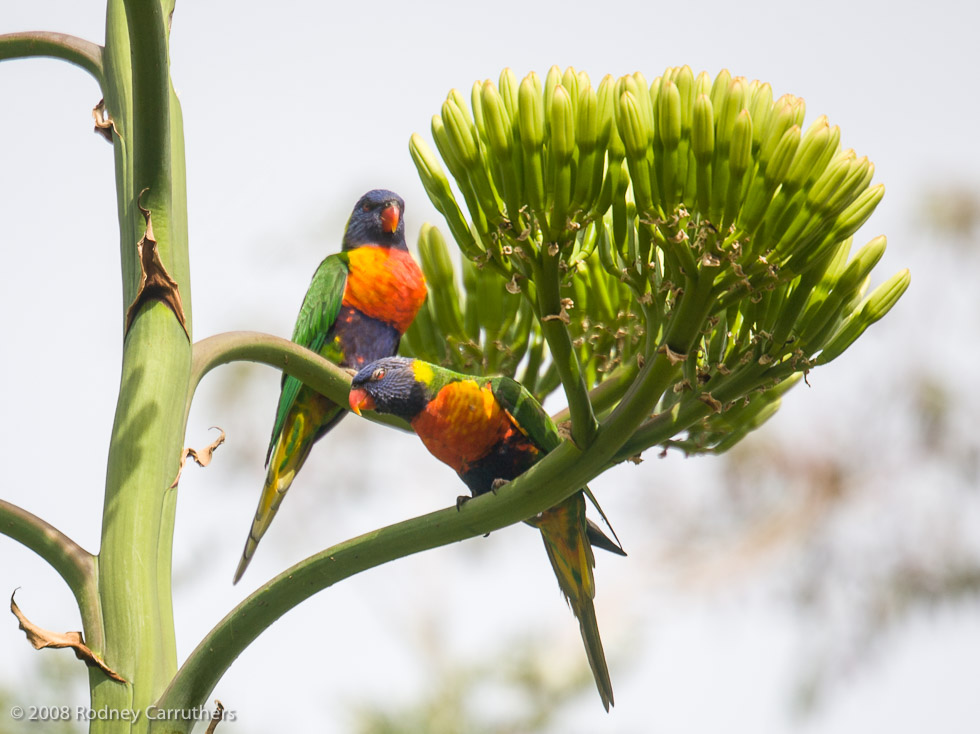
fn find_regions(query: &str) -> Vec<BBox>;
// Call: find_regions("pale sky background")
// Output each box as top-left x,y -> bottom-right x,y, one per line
2,1 -> 980,732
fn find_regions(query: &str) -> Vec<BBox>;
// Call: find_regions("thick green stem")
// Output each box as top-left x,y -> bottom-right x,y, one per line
532,249 -> 598,446
92,1 -> 190,729
0,31 -> 103,82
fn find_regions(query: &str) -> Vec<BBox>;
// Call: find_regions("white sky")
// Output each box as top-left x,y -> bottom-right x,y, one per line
2,1 -> 979,732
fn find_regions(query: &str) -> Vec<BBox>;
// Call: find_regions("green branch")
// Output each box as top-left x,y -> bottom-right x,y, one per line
0,500 -> 102,647
0,31 -> 104,83
189,331 -> 409,432
550,359 -> 639,425
152,402 -> 634,726
532,250 -> 598,447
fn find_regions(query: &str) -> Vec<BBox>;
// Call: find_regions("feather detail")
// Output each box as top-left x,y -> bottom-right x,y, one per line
343,246 -> 427,333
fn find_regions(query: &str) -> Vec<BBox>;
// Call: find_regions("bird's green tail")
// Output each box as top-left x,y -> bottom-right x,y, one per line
531,492 -> 615,711
234,398 -> 340,584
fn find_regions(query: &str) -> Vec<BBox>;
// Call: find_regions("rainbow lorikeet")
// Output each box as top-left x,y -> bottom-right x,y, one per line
348,357 -> 625,710
234,190 -> 427,584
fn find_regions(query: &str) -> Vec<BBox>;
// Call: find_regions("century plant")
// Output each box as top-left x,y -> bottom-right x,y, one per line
406,65 -> 908,456
0,4 -> 906,731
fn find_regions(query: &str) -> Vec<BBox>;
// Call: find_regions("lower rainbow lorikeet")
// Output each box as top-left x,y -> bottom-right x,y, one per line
348,357 -> 625,710
234,190 -> 427,584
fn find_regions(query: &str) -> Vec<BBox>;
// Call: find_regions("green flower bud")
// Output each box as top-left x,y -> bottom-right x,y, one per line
672,64 -> 695,131
518,75 -> 545,149
441,96 -> 480,167
765,124 -> 802,187
518,74 -> 546,219
597,74 -> 622,158
757,96 -> 799,169
410,131 -> 454,202
657,79 -> 683,151
430,114 -> 464,176
550,84 -> 575,163
694,69 -> 712,98
828,183 -> 885,245
575,81 -> 598,151
807,149 -> 855,212
543,65 -> 562,136
823,155 -> 874,216
617,89 -> 651,160
418,223 -> 456,288
692,93 -> 714,215
729,108 -> 753,179
617,90 -> 655,213
561,66 -> 580,110
470,80 -> 489,144
747,81 -> 773,153
410,132 -> 482,261
498,68 -> 520,119
815,268 -> 910,364
709,68 -> 733,111
481,81 -> 512,159
692,93 -> 715,163
783,117 -> 829,193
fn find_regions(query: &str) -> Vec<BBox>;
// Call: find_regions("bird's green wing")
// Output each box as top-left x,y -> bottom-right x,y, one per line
490,375 -> 625,554
488,375 -> 562,452
265,253 -> 350,464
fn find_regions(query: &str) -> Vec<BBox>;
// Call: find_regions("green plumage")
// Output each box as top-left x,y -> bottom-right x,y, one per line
266,254 -> 349,464
236,189 -> 425,585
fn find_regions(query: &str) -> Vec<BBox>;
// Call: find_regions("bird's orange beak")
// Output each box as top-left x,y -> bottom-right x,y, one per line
380,203 -> 400,233
348,387 -> 375,416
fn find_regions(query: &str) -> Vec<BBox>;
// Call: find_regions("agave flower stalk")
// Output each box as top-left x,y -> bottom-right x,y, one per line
408,65 -> 909,460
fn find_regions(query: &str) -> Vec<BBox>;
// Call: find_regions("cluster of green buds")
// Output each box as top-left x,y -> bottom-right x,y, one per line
406,66 -> 909,455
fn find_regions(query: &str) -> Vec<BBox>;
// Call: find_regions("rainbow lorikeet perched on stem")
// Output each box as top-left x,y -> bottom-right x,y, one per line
348,357 -> 625,710
234,190 -> 427,584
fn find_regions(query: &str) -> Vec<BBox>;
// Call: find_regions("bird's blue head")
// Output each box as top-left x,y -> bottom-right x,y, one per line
342,189 -> 406,250
349,357 -> 429,420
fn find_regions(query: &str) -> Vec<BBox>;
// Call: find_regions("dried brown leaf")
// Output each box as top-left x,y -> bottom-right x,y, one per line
205,701 -> 225,734
658,343 -> 688,365
10,591 -> 126,683
125,188 -> 190,338
170,427 -> 226,488
698,391 -> 723,414
92,99 -> 117,143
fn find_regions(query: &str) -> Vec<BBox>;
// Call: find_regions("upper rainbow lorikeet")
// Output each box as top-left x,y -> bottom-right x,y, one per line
348,357 -> 625,710
234,190 -> 427,584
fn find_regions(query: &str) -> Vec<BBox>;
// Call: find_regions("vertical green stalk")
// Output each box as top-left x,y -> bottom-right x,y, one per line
532,248 -> 598,446
94,0 -> 191,729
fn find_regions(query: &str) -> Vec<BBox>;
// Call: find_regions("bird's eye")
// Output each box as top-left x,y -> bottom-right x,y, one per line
362,203 -> 371,212
372,367 -> 386,381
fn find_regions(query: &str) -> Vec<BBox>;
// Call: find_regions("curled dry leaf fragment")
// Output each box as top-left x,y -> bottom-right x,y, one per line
10,591 -> 126,683
204,700 -> 225,734
698,391 -> 724,414
125,188 -> 190,338
658,343 -> 688,365
92,98 -> 116,143
170,427 -> 226,488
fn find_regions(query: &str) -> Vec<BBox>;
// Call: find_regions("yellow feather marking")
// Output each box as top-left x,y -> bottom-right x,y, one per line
411,359 -> 435,386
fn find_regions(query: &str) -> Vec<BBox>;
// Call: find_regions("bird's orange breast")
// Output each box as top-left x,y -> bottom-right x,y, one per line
343,246 -> 427,333
411,380 -> 519,474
